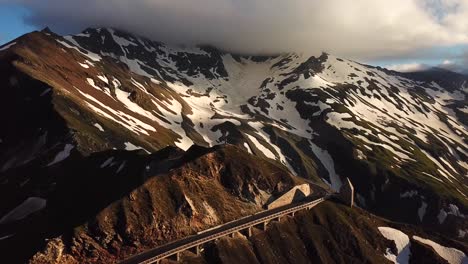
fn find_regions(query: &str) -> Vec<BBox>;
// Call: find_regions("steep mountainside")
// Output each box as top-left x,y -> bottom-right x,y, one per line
195,201 -> 468,264
1,145 -> 309,263
0,27 -> 467,262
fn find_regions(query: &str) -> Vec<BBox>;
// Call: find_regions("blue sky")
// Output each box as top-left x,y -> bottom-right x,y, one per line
1,1 -> 467,73
0,4 -> 37,44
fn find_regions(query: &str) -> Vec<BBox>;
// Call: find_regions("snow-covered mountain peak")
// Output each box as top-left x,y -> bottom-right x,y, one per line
0,28 -> 466,234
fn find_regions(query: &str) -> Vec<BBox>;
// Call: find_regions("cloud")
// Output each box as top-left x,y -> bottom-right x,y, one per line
387,63 -> 431,72
386,55 -> 468,74
438,54 -> 468,73
6,0 -> 468,60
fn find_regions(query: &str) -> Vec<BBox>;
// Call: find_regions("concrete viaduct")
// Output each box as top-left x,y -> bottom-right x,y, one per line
120,194 -> 331,264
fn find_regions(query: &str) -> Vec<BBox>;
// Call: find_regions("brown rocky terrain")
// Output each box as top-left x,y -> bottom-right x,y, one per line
1,145 -> 309,263
166,201 -> 468,264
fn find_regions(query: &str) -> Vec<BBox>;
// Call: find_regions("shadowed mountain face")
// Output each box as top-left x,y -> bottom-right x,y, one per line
0,28 -> 466,263
1,144 -> 308,263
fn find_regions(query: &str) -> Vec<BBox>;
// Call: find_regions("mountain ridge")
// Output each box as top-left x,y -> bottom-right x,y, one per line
0,27 -> 466,263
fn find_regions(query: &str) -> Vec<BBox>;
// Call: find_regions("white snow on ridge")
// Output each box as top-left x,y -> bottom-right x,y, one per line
150,97 -> 193,150
460,107 -> 468,114
77,89 -> 156,136
413,236 -> 467,264
0,197 -> 46,224
0,234 -> 14,241
309,140 -> 342,191
246,134 -> 276,159
420,149 -> 456,181
97,75 -> 109,84
438,209 -> 448,224
108,28 -> 138,47
378,227 -> 411,264
94,123 -> 105,132
87,78 -> 101,90
58,37 -> 102,62
418,201 -> 427,222
124,142 -> 149,153
61,30 -> 467,191
400,190 -> 418,198
100,157 -> 114,168
48,144 -> 74,166
438,204 -> 466,224
40,88 -> 52,96
244,142 -> 253,154
115,88 -> 155,121
0,42 -> 16,51
79,62 -> 90,69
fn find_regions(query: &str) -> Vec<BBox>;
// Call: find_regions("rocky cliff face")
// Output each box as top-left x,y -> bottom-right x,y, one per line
0,27 -> 466,263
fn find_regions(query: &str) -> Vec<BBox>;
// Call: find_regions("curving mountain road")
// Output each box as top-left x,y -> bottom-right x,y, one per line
120,192 -> 331,264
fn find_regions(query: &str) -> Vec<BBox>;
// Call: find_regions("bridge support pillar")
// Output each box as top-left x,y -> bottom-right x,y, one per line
262,221 -> 268,231
242,227 -> 253,237
196,245 -> 201,256
176,252 -> 181,262
277,216 -> 281,222
291,211 -> 295,217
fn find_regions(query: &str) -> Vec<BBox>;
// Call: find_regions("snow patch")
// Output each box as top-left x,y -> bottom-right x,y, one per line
0,197 -> 46,224
100,157 -> 115,168
117,161 -> 126,173
0,42 -> 16,51
418,201 -> 427,222
400,190 -> 418,198
438,209 -> 448,224
124,142 -> 149,153
309,140 -> 343,191
77,89 -> 155,135
97,75 -> 109,84
40,88 -> 52,96
413,236 -> 467,264
94,123 -> 105,132
244,142 -> 253,154
58,37 -> 101,61
48,144 -> 74,166
78,62 -> 89,69
246,134 -> 276,159
378,227 -> 411,264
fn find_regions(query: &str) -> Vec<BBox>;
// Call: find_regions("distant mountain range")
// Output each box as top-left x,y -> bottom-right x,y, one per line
0,27 -> 466,263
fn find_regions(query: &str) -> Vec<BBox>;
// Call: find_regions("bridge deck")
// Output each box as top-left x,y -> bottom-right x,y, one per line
120,193 -> 330,264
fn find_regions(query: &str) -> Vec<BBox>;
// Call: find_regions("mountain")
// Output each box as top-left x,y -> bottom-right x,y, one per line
0,28 -> 466,263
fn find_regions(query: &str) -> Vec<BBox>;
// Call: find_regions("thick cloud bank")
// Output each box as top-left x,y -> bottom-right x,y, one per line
7,0 -> 468,60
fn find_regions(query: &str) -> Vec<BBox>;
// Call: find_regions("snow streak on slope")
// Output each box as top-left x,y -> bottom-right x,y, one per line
378,227 -> 411,264
52,28 -> 467,203
413,236 -> 467,264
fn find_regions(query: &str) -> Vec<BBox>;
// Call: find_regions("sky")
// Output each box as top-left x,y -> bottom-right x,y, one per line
0,0 -> 467,73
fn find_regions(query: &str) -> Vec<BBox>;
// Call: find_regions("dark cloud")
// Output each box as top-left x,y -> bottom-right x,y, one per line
5,0 -> 468,61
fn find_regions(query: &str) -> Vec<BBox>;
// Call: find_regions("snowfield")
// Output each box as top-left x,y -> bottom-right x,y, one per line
49,28 -> 468,219
413,236 -> 467,264
378,226 -> 468,264
378,227 -> 411,264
